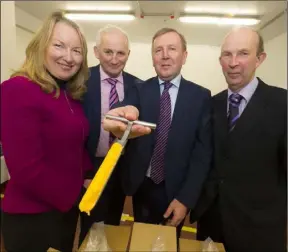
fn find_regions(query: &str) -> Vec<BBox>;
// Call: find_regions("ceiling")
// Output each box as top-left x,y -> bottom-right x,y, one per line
15,1 -> 287,45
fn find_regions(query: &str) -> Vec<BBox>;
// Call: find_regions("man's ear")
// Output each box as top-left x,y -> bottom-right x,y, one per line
182,50 -> 188,65
256,52 -> 267,68
94,46 -> 100,59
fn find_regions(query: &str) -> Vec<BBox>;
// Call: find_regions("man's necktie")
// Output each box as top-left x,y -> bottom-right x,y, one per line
228,93 -> 243,131
107,78 -> 119,144
150,82 -> 173,184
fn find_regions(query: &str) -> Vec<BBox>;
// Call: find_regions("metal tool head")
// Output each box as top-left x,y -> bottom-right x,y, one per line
105,114 -> 156,130
105,114 -> 157,146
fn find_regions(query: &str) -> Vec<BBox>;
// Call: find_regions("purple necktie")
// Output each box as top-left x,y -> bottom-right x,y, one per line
107,78 -> 119,144
228,93 -> 243,131
150,82 -> 173,184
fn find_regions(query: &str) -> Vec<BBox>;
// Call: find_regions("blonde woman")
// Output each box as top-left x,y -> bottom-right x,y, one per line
1,11 -> 93,252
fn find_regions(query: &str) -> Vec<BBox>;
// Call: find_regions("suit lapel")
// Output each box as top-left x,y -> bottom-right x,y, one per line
141,77 -> 161,124
166,78 -> 197,151
140,77 -> 161,145
86,66 -> 102,145
122,71 -> 130,95
169,77 -> 191,130
89,66 -> 101,118
213,91 -> 229,143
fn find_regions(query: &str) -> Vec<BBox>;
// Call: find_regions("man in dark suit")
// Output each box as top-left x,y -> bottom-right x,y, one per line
191,27 -> 287,252
103,28 -> 213,238
80,25 -> 143,243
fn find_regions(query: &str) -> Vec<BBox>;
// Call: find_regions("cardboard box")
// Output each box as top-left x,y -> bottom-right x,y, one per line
78,222 -> 226,252
47,248 -> 60,252
129,222 -> 177,251
79,224 -> 131,251
180,238 -> 226,251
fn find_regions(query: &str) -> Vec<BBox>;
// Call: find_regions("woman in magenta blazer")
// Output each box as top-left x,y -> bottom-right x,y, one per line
1,12 -> 93,252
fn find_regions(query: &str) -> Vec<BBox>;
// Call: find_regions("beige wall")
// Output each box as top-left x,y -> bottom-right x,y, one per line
1,1 -> 16,82
257,32 -> 287,89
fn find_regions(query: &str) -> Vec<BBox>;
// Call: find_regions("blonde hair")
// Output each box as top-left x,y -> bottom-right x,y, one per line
11,11 -> 89,100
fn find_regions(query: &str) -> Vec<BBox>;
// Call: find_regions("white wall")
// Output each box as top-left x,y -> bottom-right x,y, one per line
257,32 -> 287,89
15,27 -> 34,68
15,6 -> 42,33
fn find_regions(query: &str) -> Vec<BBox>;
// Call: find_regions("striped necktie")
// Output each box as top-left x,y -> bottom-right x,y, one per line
228,93 -> 243,131
150,82 -> 173,184
107,78 -> 119,108
107,78 -> 119,144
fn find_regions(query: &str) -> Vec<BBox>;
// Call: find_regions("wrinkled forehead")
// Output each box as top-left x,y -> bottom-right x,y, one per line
221,31 -> 258,53
100,32 -> 129,51
51,22 -> 82,47
153,32 -> 182,48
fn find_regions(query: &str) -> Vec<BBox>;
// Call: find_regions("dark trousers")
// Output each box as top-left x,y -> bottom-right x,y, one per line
197,198 -> 287,252
196,197 -> 225,243
79,157 -> 126,245
132,177 -> 185,240
1,206 -> 79,252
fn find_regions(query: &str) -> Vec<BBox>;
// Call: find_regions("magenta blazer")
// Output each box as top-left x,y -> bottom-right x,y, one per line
1,76 -> 93,213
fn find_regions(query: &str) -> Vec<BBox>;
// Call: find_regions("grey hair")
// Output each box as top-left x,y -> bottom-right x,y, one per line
95,24 -> 130,48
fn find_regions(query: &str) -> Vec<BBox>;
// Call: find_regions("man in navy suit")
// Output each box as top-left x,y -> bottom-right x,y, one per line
103,28 -> 213,238
80,25 -> 143,243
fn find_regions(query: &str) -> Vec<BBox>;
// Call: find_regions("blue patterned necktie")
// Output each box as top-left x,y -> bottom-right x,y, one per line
150,82 -> 173,184
107,78 -> 119,144
228,93 -> 243,131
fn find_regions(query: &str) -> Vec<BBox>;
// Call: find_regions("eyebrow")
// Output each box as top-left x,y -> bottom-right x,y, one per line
103,48 -> 127,53
53,39 -> 81,49
222,48 -> 251,53
156,44 -> 177,48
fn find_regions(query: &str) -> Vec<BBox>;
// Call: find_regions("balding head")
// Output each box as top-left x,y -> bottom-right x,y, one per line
219,26 -> 266,92
221,26 -> 264,56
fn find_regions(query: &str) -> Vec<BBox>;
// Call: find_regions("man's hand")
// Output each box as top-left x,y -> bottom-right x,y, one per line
163,199 -> 188,227
102,105 -> 151,139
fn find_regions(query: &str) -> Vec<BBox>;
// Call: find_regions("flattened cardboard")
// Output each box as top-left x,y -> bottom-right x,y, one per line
129,222 -> 177,251
180,238 -> 226,251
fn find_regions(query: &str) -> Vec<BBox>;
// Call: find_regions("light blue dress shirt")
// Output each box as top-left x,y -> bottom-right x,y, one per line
227,76 -> 259,116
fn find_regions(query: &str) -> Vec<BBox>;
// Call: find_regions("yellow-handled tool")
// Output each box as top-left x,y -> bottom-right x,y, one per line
79,114 -> 156,215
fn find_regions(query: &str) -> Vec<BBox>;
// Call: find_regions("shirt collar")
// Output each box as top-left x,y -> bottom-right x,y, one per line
100,65 -> 123,84
228,76 -> 258,103
158,73 -> 182,88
